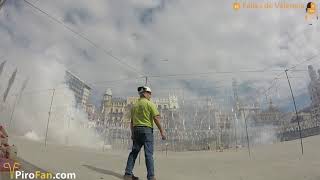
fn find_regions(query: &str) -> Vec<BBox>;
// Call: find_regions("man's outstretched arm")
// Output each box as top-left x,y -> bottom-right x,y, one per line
154,115 -> 166,140
130,108 -> 134,140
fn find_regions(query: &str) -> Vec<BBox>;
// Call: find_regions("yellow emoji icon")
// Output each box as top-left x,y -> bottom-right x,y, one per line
233,2 -> 240,10
305,2 -> 318,23
306,2 -> 316,14
3,162 -> 20,179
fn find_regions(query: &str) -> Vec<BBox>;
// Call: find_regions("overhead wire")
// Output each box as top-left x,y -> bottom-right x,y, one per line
22,0 -> 144,76
255,24 -> 320,100
21,0 -> 315,83
7,0 -> 320,101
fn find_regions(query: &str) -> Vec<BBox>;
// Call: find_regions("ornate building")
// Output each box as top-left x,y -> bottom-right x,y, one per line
101,89 -> 129,127
86,104 -> 97,121
308,65 -> 320,123
255,99 -> 282,126
153,95 -> 179,110
100,89 -> 181,129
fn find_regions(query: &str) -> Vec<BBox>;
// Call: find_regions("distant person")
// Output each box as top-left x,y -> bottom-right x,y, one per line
0,125 -> 9,158
123,86 -> 166,180
0,130 -> 5,158
0,125 -> 8,138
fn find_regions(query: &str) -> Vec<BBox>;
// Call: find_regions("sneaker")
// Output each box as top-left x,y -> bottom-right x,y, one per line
123,175 -> 139,180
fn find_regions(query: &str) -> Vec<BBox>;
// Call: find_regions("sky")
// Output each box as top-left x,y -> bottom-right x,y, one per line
1,0 -> 320,111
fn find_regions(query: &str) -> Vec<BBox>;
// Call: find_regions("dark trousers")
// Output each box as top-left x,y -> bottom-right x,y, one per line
125,126 -> 154,179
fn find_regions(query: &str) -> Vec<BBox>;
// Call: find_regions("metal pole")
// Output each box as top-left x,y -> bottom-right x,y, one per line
171,111 -> 175,151
103,116 -> 109,151
8,78 -> 28,132
66,110 -> 71,146
242,110 -> 251,158
44,88 -> 55,147
166,143 -> 168,157
284,69 -> 304,155
234,112 -> 238,151
103,126 -> 108,151
145,76 -> 148,86
8,94 -> 19,131
219,127 -> 222,151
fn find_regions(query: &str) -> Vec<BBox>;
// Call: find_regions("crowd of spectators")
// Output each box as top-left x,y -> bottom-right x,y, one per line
0,125 -> 9,158
0,125 -> 17,160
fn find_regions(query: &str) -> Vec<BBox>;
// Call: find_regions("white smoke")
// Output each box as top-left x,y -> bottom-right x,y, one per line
250,125 -> 278,146
230,111 -> 279,148
24,130 -> 42,142
0,47 -> 103,148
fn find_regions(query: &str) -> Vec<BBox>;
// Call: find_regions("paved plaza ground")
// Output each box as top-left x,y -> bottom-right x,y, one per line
1,135 -> 320,180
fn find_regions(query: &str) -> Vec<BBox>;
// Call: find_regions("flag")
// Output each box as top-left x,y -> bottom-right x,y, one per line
0,0 -> 7,10
3,68 -> 17,102
20,77 -> 29,93
16,77 -> 29,102
0,61 -> 6,76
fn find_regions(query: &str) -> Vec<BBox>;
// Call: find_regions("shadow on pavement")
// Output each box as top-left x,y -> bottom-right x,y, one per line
82,164 -> 123,179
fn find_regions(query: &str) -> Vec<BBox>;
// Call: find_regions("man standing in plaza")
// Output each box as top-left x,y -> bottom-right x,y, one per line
124,86 -> 166,180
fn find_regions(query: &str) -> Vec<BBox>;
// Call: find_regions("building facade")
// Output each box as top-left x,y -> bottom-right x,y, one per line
86,104 -> 97,121
101,89 -> 129,127
255,99 -> 282,126
308,65 -> 320,123
100,89 -> 181,129
153,95 -> 179,110
65,71 -> 91,110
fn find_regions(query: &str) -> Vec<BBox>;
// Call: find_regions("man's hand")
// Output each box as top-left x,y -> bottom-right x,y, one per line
154,115 -> 166,140
160,131 -> 166,140
130,117 -> 134,140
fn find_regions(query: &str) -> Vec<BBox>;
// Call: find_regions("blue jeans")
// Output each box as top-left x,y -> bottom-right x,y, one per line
125,126 -> 154,180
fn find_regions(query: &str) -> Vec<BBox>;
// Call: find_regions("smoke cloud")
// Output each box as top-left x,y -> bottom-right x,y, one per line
0,47 -> 102,148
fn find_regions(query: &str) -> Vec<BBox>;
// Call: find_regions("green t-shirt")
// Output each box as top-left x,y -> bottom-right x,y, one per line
132,97 -> 160,128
